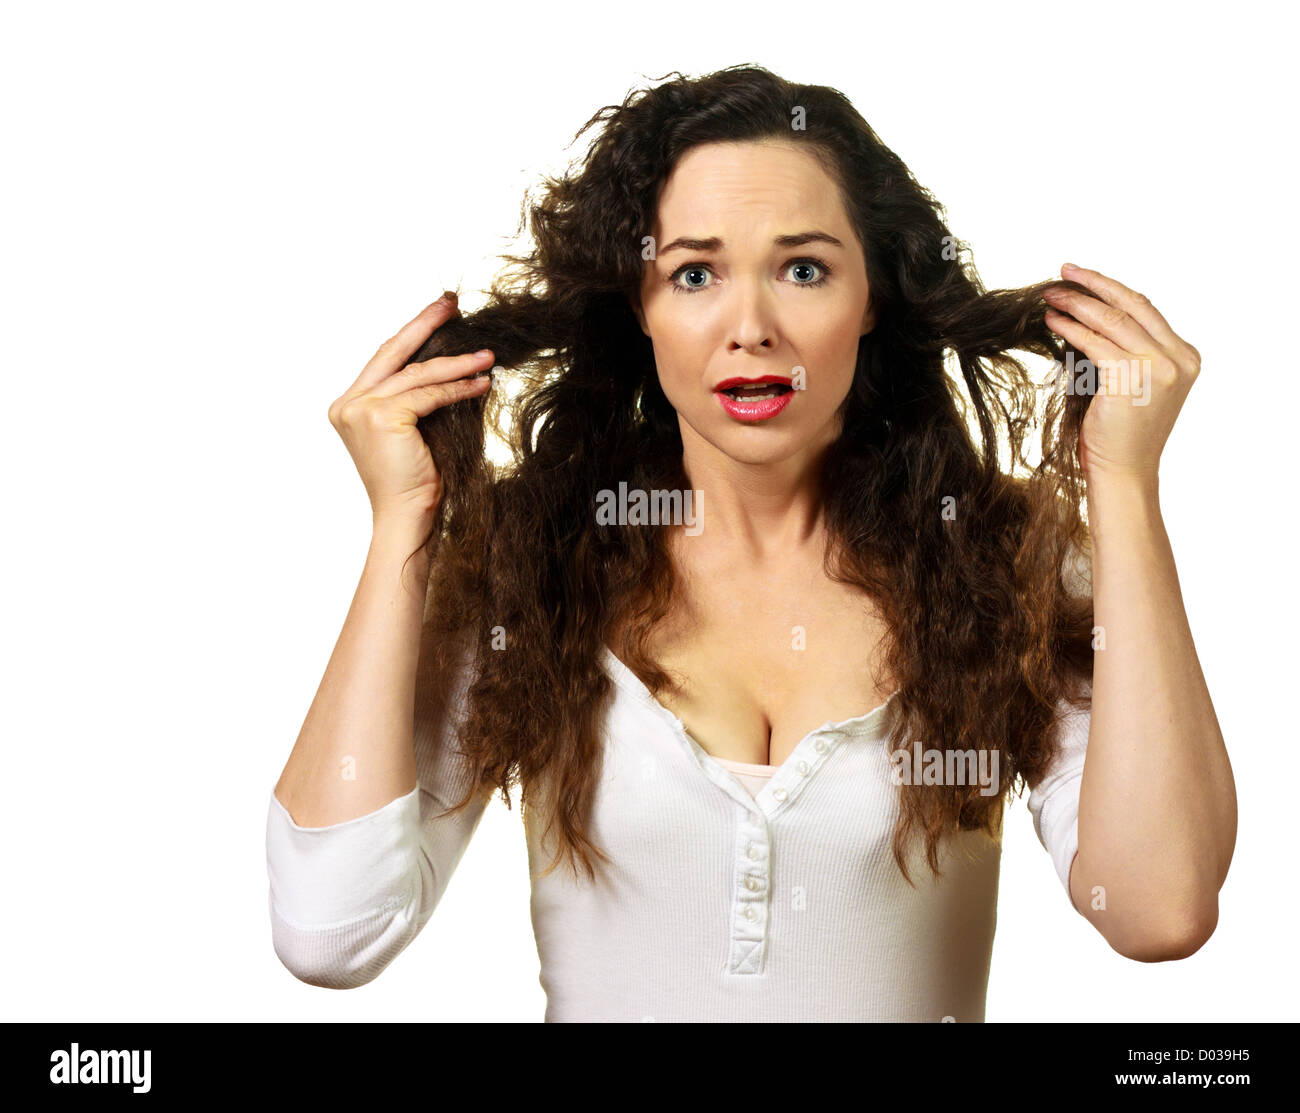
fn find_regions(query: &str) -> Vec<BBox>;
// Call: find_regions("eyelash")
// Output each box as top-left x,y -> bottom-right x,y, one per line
666,256 -> 834,295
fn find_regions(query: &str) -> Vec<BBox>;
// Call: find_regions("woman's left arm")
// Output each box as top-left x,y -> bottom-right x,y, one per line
1042,263 -> 1237,963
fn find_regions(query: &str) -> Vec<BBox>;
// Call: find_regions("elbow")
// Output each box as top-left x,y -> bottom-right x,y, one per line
272,932 -> 390,990
277,959 -> 383,991
269,899 -> 419,989
1108,900 -> 1219,963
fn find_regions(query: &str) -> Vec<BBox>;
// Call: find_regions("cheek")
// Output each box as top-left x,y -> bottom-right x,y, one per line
825,292 -> 868,344
801,305 -> 863,384
648,311 -> 712,383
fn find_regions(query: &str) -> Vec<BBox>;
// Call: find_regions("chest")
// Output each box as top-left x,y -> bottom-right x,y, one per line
613,548 -> 894,766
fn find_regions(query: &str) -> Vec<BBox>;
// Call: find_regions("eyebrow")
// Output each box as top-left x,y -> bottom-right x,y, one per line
657,231 -> 845,255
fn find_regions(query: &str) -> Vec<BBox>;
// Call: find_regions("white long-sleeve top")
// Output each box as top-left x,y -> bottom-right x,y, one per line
266,643 -> 1089,1021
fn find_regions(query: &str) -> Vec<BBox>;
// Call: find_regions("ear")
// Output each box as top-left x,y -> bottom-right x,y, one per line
628,290 -> 649,337
860,294 -> 876,337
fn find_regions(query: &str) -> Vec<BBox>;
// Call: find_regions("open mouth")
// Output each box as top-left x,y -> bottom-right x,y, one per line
718,383 -> 793,403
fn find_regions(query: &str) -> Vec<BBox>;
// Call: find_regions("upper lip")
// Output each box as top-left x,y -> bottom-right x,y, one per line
714,375 -> 794,391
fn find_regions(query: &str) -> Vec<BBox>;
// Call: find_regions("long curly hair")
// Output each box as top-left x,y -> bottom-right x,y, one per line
402,63 -> 1096,887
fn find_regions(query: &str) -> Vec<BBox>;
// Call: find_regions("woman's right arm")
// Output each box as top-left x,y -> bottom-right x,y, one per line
264,576 -> 488,991
271,513 -> 436,829
265,292 -> 495,988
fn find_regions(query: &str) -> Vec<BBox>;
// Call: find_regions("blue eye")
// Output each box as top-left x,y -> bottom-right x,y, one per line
666,257 -> 834,294
785,259 -> 829,285
670,264 -> 714,292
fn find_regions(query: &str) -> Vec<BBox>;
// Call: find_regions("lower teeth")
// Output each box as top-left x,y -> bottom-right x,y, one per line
728,391 -> 778,402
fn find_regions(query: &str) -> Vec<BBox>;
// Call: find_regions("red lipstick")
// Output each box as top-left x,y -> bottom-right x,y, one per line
713,375 -> 795,422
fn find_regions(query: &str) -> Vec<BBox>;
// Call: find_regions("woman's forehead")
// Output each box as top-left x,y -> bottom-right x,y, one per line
653,142 -> 850,243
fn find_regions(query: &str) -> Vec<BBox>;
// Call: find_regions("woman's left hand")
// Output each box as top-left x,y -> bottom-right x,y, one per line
1043,263 -> 1201,487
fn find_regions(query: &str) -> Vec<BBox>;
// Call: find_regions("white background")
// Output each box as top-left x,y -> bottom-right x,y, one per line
2,0 -> 1294,1022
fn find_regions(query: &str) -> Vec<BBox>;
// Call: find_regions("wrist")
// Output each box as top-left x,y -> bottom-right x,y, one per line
1085,468 -> 1161,537
370,513 -> 437,564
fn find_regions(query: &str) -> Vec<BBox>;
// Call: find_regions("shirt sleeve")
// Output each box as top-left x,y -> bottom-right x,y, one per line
1025,677 -> 1092,902
265,633 -> 490,989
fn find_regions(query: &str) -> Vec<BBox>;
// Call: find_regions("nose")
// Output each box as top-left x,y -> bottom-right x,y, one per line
726,281 -> 777,353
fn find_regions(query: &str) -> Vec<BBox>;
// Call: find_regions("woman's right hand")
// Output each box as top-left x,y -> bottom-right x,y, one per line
327,291 -> 494,525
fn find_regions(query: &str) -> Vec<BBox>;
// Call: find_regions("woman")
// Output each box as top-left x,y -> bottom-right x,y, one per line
265,65 -> 1235,1021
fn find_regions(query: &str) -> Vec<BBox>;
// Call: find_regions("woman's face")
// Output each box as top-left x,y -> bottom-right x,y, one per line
634,139 -> 875,467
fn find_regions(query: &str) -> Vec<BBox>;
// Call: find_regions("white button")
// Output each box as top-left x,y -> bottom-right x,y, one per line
796,760 -> 810,776
744,907 -> 757,921
814,739 -> 828,753
773,787 -> 788,801
745,877 -> 761,891
747,845 -> 760,860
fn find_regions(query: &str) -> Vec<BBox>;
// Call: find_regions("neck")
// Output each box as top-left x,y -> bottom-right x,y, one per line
675,419 -> 838,562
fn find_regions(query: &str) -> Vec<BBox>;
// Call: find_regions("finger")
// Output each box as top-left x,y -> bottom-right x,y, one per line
370,347 -> 496,400
1058,264 -> 1188,356
398,367 -> 494,418
1044,308 -> 1129,367
1043,285 -> 1153,357
350,291 -> 461,395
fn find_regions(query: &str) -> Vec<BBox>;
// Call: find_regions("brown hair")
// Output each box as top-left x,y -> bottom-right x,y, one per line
403,64 -> 1095,886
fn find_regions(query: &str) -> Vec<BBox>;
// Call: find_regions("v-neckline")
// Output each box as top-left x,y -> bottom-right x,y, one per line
598,644 -> 898,815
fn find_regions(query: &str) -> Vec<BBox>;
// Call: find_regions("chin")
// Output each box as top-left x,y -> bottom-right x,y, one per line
720,442 -> 796,466
704,422 -> 822,467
